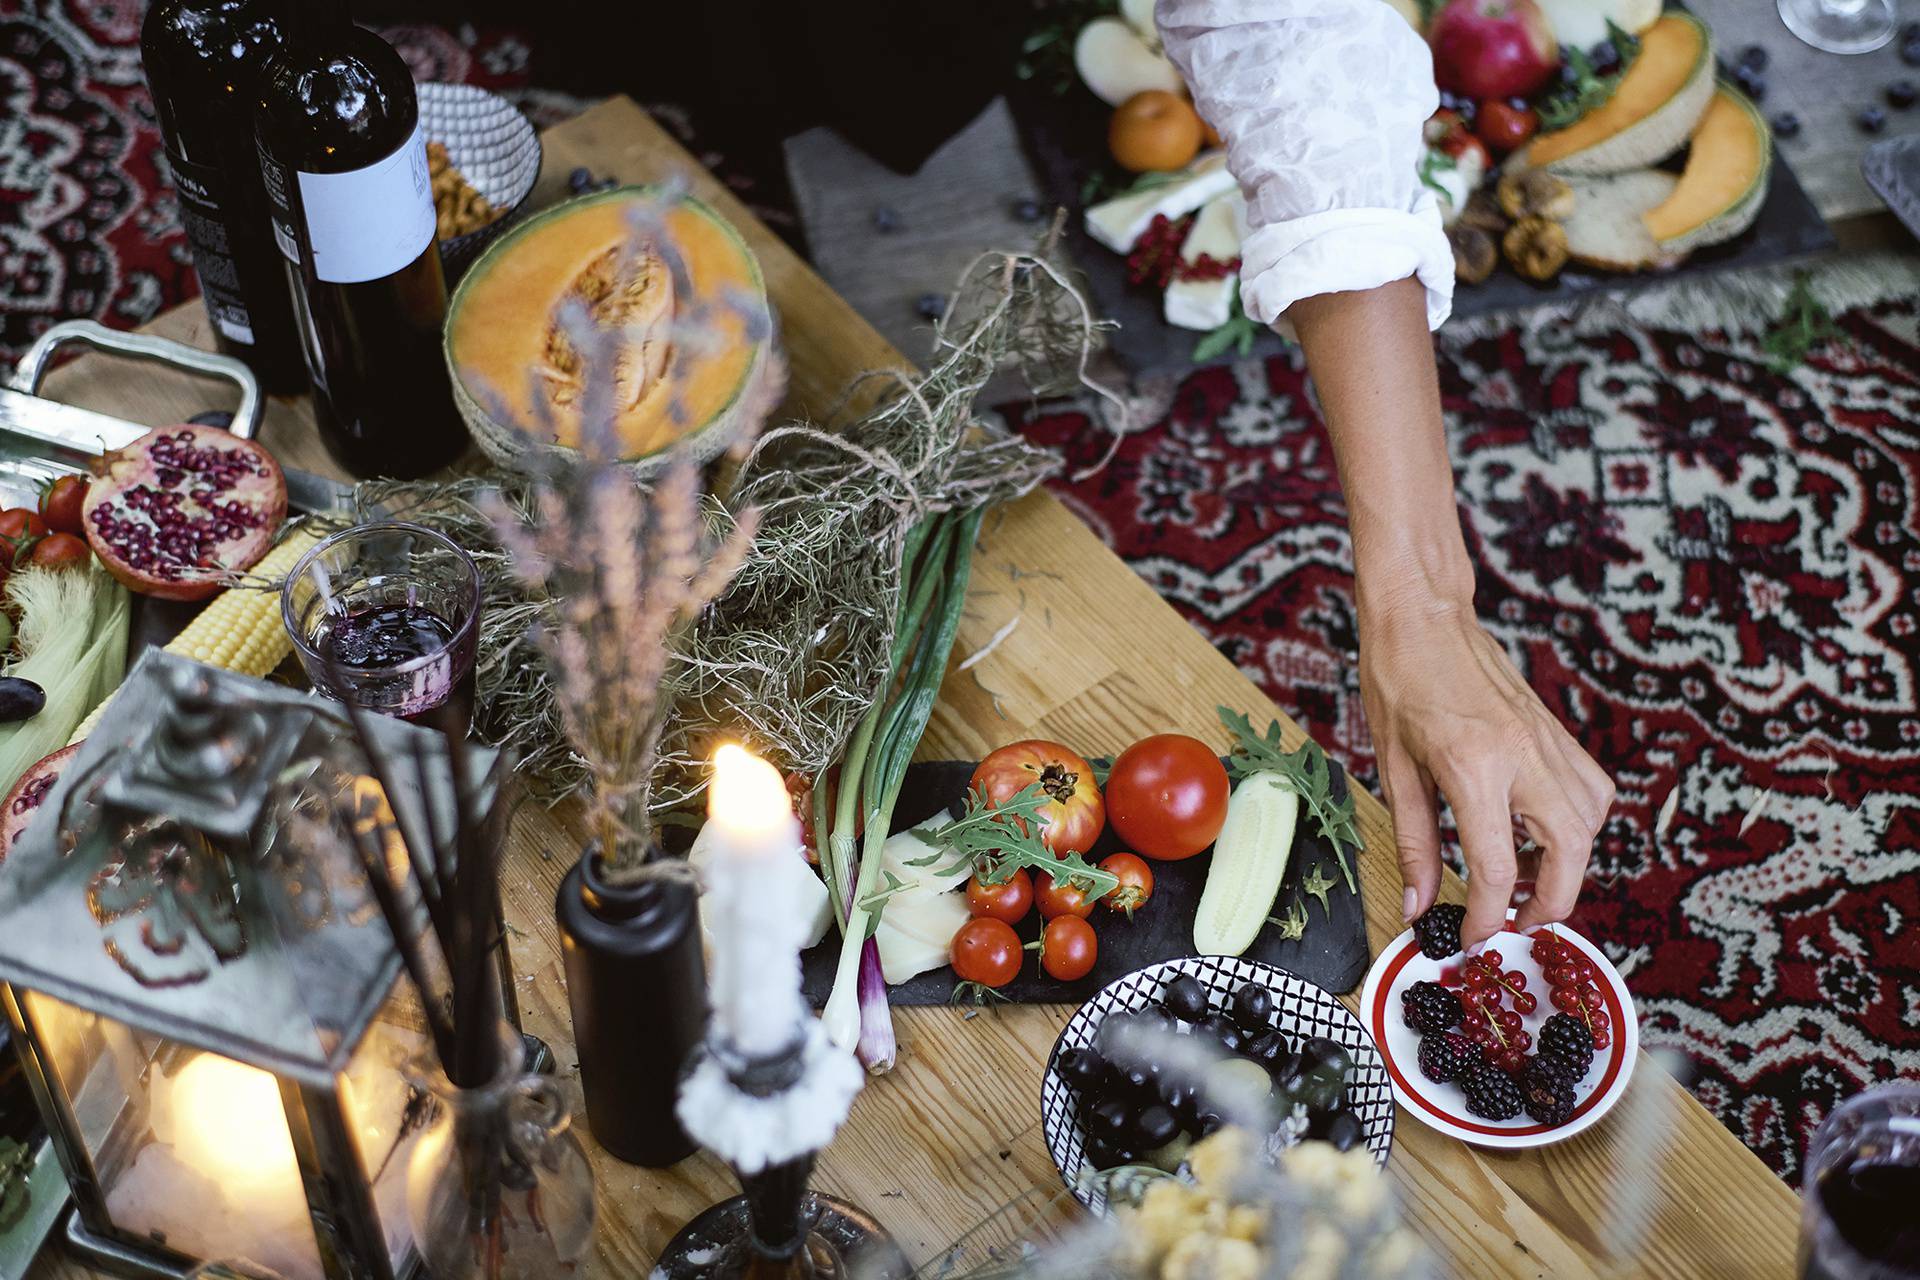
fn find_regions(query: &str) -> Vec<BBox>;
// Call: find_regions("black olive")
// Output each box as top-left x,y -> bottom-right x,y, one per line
1159,1079 -> 1198,1122
1299,1036 -> 1354,1081
1058,1047 -> 1106,1091
1245,1029 -> 1288,1067
0,678 -> 45,723
1083,1136 -> 1130,1170
1270,1050 -> 1305,1095
1161,974 -> 1209,1024
1193,1109 -> 1225,1138
1131,1104 -> 1180,1150
1313,1110 -> 1365,1153
1295,1074 -> 1346,1116
1136,1005 -> 1178,1040
1095,1012 -> 1138,1061
1202,1012 -> 1244,1055
1122,1063 -> 1156,1094
1089,1097 -> 1130,1142
1230,982 -> 1273,1031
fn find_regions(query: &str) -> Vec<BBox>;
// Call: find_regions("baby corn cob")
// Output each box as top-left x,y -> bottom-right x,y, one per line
68,524 -> 326,744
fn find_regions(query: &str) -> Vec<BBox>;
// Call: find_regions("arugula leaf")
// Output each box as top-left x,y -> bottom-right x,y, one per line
1193,282 -> 1265,362
912,782 -> 1120,900
1417,146 -> 1458,201
1218,706 -> 1362,893
1763,271 -> 1844,373
857,869 -> 913,930
1537,24 -> 1643,131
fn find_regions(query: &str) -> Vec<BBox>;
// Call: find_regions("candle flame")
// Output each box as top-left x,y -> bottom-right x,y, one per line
708,743 -> 792,835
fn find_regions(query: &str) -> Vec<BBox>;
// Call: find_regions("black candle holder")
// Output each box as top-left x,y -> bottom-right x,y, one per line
657,1039 -> 908,1279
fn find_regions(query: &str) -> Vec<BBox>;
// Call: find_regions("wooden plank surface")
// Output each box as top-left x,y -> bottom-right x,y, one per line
27,96 -> 1801,1279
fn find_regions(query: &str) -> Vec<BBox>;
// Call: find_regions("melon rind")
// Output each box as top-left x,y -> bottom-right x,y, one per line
1647,85 -> 1774,254
1562,169 -> 1685,272
1533,13 -> 1716,177
444,186 -> 772,479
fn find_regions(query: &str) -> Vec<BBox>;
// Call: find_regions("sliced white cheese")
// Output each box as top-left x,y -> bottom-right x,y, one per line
1164,189 -> 1247,331
1085,152 -> 1234,253
688,821 -> 834,954
1536,0 -> 1661,50
878,814 -> 971,893
873,882 -> 970,985
1421,142 -> 1487,228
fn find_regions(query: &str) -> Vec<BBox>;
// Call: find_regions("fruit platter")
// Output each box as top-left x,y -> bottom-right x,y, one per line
1010,0 -> 1834,374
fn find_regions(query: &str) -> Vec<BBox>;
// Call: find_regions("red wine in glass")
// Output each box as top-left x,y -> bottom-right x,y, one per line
314,601 -> 475,740
1802,1161 -> 1920,1280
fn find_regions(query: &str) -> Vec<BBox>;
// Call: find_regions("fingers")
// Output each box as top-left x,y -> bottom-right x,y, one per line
1451,786 -> 1518,950
1511,807 -> 1595,933
1382,754 -> 1443,922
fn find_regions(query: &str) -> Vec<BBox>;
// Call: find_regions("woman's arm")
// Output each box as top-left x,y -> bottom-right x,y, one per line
1290,281 -> 1614,947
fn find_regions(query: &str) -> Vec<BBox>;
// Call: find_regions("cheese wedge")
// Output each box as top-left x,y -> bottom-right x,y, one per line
1164,190 -> 1247,331
1085,152 -> 1234,252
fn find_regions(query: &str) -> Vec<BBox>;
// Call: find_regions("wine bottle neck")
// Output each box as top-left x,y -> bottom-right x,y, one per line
283,0 -> 352,37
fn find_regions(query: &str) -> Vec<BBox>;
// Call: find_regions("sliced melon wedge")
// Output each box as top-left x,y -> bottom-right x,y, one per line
1643,86 -> 1774,252
1529,12 -> 1715,176
1563,169 -> 1687,272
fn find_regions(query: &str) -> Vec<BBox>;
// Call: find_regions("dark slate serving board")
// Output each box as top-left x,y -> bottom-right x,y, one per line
1006,72 -> 1834,381
799,758 -> 1370,1006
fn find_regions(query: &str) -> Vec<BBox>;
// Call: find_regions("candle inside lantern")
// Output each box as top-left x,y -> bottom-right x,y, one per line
169,1055 -> 301,1192
705,744 -> 810,1059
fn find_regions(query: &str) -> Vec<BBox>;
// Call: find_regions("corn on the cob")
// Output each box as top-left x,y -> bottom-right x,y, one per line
68,524 -> 326,744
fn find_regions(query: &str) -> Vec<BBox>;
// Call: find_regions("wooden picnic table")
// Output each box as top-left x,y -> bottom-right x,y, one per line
29,96 -> 1802,1280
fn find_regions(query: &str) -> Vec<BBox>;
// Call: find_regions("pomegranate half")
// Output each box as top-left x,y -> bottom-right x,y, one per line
0,742 -> 77,868
82,423 -> 287,601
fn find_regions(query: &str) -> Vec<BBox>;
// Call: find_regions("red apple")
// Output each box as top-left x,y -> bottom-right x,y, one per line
1427,0 -> 1560,101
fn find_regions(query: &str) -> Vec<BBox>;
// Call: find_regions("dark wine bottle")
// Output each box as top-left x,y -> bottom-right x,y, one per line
140,0 -> 308,394
252,0 -> 467,479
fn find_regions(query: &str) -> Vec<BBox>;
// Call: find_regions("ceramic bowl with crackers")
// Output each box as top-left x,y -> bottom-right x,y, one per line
417,82 -> 542,277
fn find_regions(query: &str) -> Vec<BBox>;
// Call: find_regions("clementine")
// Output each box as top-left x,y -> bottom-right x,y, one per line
1108,90 -> 1204,173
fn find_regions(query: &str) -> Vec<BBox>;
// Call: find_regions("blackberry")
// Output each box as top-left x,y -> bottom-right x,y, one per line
1460,1064 -> 1524,1121
1538,1014 -> 1595,1074
1412,903 -> 1465,959
1401,981 -> 1464,1035
1536,1047 -> 1590,1084
1416,1031 -> 1481,1084
1521,1055 -> 1579,1126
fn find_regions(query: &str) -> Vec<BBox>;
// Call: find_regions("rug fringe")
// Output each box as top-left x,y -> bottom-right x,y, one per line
1438,247 -> 1920,347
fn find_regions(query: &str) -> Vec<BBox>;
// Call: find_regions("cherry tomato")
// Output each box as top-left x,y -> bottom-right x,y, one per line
1105,733 -> 1230,860
1475,99 -> 1539,153
1035,871 -> 1096,920
1037,915 -> 1098,982
966,867 -> 1033,924
1098,852 -> 1155,916
37,476 -> 87,537
950,917 -> 1022,988
28,533 -> 89,571
1424,109 -> 1491,169
969,739 -> 1105,855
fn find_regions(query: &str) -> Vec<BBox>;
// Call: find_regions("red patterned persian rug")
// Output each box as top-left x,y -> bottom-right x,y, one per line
1010,273 -> 1920,1182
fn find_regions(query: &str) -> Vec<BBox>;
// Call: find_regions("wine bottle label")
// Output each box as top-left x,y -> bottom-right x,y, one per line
263,119 -> 436,285
166,151 -> 257,346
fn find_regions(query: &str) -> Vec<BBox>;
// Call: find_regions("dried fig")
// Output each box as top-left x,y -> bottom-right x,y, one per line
1458,190 -> 1510,235
1498,169 -> 1575,223
1503,216 -> 1570,282
1449,225 -> 1498,284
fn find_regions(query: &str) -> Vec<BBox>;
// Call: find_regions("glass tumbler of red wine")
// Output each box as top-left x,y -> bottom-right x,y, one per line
1799,1082 -> 1920,1280
282,522 -> 482,739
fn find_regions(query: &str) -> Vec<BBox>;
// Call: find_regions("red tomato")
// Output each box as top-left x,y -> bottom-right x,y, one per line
969,739 -> 1105,855
37,476 -> 88,537
28,533 -> 89,571
1038,915 -> 1098,981
1099,852 -> 1155,916
1475,100 -> 1539,153
966,867 -> 1033,924
1425,108 -> 1491,170
1105,734 -> 1230,860
0,509 -> 47,569
1035,871 -> 1096,920
950,917 -> 1022,988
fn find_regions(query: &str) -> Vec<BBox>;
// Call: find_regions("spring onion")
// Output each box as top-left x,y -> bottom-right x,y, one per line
0,566 -> 130,790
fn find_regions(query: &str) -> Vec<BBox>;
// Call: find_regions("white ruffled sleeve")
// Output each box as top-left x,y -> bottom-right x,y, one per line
1157,0 -> 1454,330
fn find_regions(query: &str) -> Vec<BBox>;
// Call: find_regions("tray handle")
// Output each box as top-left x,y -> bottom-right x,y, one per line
9,320 -> 263,440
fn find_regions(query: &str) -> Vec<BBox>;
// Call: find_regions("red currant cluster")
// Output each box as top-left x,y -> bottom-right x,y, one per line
1174,252 -> 1242,283
1535,929 -> 1612,1051
1452,949 -> 1537,1074
1125,213 -> 1195,288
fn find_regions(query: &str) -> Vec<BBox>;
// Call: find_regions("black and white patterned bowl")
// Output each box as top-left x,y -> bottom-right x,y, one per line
417,82 -> 542,277
1042,955 -> 1394,1215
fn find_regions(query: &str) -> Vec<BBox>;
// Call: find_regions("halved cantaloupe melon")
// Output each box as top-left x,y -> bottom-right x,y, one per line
445,186 -> 772,475
1562,169 -> 1686,272
1528,12 -> 1715,176
1643,85 -> 1774,252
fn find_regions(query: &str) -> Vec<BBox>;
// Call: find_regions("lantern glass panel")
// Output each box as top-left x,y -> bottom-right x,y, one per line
337,978 -> 436,1273
18,990 -> 324,1280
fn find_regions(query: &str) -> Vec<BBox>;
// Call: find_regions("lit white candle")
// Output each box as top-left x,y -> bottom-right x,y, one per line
705,744 -> 810,1059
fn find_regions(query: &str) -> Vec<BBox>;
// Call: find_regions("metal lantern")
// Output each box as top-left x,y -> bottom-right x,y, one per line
0,649 -> 499,1280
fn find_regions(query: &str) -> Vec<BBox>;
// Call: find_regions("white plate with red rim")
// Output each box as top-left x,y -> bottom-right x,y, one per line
1359,914 -> 1638,1149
